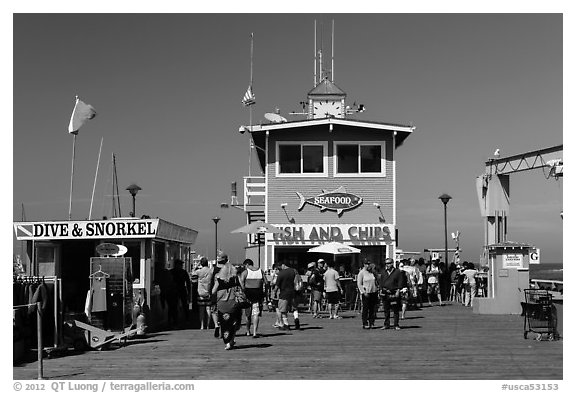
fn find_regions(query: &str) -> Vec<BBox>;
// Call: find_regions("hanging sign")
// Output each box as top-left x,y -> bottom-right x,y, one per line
96,243 -> 120,256
296,186 -> 363,216
529,248 -> 540,264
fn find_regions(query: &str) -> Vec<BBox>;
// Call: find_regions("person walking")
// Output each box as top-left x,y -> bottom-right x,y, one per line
462,261 -> 478,307
211,254 -> 242,350
240,258 -> 268,338
426,260 -> 443,306
275,261 -> 298,330
378,258 -> 406,330
307,261 -> 324,318
192,257 -> 213,330
323,260 -> 343,319
357,259 -> 379,329
170,259 -> 191,326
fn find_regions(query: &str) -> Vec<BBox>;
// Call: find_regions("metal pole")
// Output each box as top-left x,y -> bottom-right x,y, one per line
36,303 -> 43,380
132,195 -> 136,217
214,221 -> 218,261
444,203 -> 449,268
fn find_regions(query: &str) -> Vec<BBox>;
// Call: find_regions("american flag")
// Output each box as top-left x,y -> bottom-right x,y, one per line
242,85 -> 256,106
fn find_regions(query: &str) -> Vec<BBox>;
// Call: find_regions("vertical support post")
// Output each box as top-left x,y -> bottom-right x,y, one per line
36,303 -> 43,380
444,203 -> 449,268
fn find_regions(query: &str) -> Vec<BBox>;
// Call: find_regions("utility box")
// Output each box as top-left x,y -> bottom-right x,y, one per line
474,241 -> 531,314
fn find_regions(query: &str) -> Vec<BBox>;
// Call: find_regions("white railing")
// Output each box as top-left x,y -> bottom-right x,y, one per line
243,176 -> 265,208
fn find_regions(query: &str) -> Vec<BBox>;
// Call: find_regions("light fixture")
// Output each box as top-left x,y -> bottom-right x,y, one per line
373,202 -> 385,223
281,203 -> 295,224
438,193 -> 452,268
212,217 -> 221,263
126,183 -> 142,217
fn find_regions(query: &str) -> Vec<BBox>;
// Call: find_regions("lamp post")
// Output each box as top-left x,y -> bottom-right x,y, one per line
438,193 -> 452,267
212,217 -> 221,263
126,183 -> 142,217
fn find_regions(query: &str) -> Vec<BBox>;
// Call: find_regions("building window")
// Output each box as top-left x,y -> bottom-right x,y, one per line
335,142 -> 385,177
277,142 -> 327,177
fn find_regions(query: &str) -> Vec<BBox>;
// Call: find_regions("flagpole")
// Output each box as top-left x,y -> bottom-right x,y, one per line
89,137 -> 104,220
68,132 -> 77,220
248,32 -> 254,177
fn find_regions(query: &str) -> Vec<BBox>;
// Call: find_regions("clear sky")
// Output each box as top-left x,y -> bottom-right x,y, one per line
10,12 -> 565,264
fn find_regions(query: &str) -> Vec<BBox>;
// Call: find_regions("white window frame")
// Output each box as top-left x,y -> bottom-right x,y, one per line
333,141 -> 386,177
276,141 -> 328,178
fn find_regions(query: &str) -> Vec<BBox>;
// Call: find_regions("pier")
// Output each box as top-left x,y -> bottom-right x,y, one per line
13,302 -> 562,380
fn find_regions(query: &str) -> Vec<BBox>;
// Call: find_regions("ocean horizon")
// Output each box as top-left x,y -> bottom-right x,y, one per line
529,262 -> 563,282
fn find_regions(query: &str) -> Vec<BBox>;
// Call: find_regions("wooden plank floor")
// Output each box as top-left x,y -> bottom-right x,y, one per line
13,302 -> 562,380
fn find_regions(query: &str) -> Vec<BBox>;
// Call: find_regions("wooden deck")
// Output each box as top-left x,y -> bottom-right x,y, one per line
13,302 -> 563,380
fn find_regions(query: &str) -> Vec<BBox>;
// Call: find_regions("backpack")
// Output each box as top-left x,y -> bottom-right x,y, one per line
293,269 -> 303,292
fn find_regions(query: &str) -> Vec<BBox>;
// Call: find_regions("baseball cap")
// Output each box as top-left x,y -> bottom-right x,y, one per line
317,258 -> 325,263
307,262 -> 316,268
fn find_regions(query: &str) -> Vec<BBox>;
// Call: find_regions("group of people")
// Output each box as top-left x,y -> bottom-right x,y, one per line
168,253 -> 482,350
191,254 -> 269,350
356,257 -> 482,330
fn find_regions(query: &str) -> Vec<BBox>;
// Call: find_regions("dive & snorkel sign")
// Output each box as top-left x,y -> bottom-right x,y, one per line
14,219 -> 159,240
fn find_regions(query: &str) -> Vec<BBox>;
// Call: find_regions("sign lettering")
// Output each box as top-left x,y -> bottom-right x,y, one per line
14,219 -> 158,240
271,224 -> 394,244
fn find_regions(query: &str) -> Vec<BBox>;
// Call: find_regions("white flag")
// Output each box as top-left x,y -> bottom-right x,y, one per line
68,97 -> 97,134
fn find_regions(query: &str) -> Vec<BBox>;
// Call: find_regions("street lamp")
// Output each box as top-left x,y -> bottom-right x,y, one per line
126,183 -> 142,217
438,193 -> 452,268
212,217 -> 221,263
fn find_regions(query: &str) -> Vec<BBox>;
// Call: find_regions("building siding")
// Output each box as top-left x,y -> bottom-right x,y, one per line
265,125 -> 395,226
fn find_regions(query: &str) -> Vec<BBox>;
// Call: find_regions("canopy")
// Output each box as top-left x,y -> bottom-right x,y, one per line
307,241 -> 361,255
230,220 -> 284,235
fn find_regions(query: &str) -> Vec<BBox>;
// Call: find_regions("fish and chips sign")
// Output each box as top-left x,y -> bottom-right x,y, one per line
297,186 -> 362,216
14,219 -> 159,240
271,224 -> 394,244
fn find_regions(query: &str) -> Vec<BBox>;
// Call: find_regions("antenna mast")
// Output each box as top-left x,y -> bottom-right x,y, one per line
331,19 -> 334,82
319,19 -> 323,82
314,20 -> 317,86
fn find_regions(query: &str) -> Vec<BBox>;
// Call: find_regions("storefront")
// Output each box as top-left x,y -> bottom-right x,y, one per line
239,77 -> 413,274
13,217 -> 198,340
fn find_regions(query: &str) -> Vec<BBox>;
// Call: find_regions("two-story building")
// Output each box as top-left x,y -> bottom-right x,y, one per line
239,77 -> 413,274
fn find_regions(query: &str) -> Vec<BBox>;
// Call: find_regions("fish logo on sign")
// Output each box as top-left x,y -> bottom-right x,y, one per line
296,186 -> 363,216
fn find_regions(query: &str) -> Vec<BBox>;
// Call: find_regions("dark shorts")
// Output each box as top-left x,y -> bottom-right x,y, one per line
312,290 -> 323,302
427,282 -> 440,295
326,291 -> 340,304
197,295 -> 211,307
278,298 -> 293,313
244,288 -> 264,304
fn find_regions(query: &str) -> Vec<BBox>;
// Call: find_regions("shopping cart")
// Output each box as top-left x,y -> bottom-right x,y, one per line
522,289 -> 558,341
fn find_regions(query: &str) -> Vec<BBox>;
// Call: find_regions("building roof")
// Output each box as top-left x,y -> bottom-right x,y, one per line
487,241 -> 534,249
248,117 -> 415,171
307,79 -> 347,97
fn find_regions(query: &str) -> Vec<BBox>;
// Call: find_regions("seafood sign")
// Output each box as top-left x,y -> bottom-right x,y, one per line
296,186 -> 363,216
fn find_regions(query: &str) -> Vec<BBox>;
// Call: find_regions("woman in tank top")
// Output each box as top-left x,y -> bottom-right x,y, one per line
240,258 -> 268,338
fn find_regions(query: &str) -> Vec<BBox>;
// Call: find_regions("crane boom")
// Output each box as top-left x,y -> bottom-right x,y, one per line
485,144 -> 563,176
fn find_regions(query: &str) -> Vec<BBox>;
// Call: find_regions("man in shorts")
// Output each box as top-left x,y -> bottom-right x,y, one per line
240,258 -> 268,338
323,260 -> 343,319
275,261 -> 298,330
